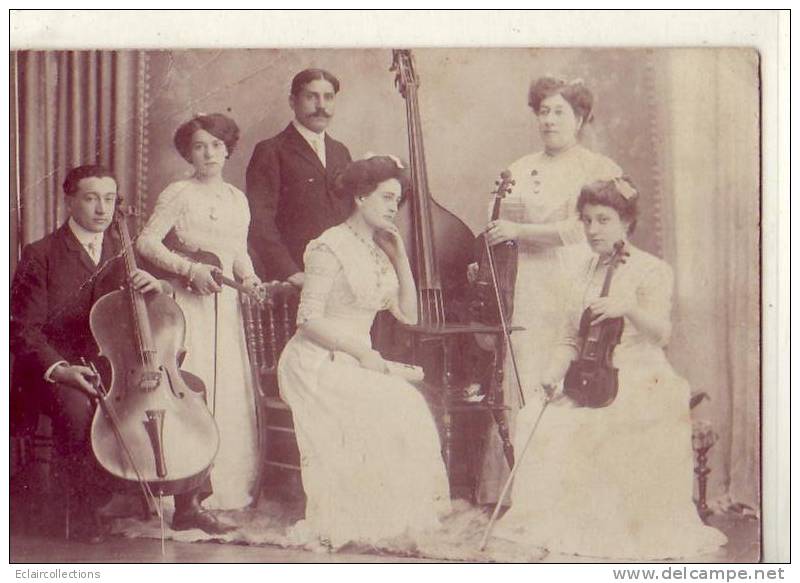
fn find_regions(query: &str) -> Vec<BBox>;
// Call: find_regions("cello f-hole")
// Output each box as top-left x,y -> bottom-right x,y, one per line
164,367 -> 185,399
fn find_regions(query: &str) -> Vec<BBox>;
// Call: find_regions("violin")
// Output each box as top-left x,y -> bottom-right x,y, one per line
157,230 -> 264,302
563,240 -> 629,408
89,206 -> 220,497
469,171 -> 518,332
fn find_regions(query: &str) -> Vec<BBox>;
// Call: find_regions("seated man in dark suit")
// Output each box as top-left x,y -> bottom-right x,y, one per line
10,165 -> 233,540
246,68 -> 353,286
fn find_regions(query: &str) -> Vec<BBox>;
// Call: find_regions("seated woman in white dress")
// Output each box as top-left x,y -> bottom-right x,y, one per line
277,156 -> 451,549
493,177 -> 728,560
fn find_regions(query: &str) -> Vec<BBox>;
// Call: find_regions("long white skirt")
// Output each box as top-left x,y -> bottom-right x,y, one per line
176,284 -> 259,510
494,346 -> 728,560
278,339 -> 451,549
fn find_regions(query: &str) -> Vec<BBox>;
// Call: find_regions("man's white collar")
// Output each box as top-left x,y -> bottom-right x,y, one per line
67,216 -> 104,246
292,119 -> 326,144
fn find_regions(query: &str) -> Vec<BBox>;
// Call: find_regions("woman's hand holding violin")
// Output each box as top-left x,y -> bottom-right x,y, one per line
589,293 -> 635,324
189,264 -> 223,295
485,220 -> 520,246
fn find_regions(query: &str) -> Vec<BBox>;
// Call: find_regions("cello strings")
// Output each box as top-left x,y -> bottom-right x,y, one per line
84,360 -> 163,519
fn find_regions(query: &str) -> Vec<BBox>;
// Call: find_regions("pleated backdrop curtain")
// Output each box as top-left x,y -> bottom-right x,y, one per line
10,50 -> 149,272
663,49 -> 760,513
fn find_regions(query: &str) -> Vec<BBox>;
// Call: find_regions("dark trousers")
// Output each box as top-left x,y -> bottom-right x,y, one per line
35,381 -> 211,516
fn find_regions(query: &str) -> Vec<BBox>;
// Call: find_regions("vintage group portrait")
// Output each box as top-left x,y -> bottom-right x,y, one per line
7,10 -> 780,567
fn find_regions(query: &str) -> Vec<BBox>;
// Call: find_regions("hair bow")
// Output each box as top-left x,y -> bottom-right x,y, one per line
613,177 -> 638,200
386,154 -> 405,169
360,152 -> 405,169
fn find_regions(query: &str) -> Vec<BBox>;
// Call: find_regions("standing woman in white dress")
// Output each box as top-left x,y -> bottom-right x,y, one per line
137,113 -> 262,511
477,77 -> 623,501
277,156 -> 451,549
492,178 -> 727,559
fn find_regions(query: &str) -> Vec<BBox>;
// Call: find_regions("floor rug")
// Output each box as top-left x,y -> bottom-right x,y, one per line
111,499 -> 547,563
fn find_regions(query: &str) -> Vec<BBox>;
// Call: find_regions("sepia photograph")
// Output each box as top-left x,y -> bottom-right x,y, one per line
6,9 -> 788,570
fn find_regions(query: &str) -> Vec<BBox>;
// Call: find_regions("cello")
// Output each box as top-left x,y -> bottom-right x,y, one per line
89,205 -> 220,498
563,240 -> 629,408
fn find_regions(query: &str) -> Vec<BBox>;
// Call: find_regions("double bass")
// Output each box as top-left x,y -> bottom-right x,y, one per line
90,205 -> 219,498
390,49 -> 519,472
391,49 -> 475,328
563,240 -> 629,408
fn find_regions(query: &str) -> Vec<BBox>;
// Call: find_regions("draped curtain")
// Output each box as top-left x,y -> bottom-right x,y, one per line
10,50 -> 149,272
661,49 -> 760,512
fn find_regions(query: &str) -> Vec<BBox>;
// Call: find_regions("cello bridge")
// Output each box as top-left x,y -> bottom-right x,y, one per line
137,370 -> 163,392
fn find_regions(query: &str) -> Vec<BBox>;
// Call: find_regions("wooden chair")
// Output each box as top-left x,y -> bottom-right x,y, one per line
240,282 -> 302,504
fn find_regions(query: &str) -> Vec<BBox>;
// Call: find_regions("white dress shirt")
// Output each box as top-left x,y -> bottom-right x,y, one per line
68,216 -> 104,264
292,119 -> 327,168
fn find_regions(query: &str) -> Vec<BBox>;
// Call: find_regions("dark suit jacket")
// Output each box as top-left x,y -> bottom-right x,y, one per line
10,222 -> 126,422
245,123 -> 352,281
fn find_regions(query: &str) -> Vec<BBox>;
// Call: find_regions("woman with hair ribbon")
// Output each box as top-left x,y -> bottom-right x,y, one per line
277,155 -> 451,549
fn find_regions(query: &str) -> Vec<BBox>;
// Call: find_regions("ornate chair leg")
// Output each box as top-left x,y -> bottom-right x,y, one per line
692,420 -> 717,520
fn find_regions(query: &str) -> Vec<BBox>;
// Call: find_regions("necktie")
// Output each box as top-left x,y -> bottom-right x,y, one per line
313,138 -> 326,168
86,240 -> 99,264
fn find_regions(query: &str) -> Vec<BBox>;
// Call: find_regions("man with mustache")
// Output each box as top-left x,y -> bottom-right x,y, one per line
246,68 -> 353,286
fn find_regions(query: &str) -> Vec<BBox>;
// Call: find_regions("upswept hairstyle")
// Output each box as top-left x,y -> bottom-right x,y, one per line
333,156 -> 410,214
173,113 -> 240,163
576,177 -> 640,234
528,76 -> 595,126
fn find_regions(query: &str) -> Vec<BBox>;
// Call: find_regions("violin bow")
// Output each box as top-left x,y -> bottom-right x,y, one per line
479,393 -> 553,551
483,172 -> 526,408
483,234 -> 526,408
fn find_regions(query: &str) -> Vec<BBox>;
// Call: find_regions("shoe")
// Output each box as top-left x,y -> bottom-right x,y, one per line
171,508 -> 236,535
